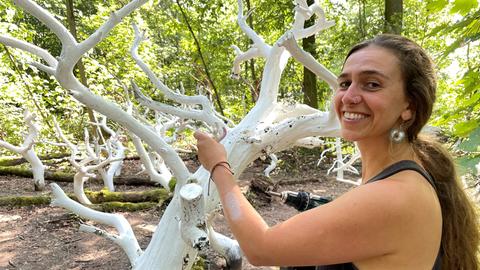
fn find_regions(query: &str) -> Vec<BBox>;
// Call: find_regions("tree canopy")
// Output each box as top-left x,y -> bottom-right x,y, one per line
0,0 -> 479,172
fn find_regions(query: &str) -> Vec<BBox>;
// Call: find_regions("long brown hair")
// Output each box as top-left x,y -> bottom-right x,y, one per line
347,34 -> 479,269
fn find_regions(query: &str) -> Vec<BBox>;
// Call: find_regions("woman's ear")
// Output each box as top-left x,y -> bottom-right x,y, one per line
401,109 -> 412,121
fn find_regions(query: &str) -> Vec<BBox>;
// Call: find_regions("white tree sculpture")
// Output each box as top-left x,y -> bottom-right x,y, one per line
92,116 -> 126,192
54,121 -> 120,204
1,0 -> 341,268
0,109 -> 45,190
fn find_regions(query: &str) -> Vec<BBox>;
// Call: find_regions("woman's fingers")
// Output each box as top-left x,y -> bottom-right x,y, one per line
194,130 -> 227,171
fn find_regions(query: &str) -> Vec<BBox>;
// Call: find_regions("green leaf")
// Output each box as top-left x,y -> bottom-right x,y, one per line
454,119 -> 479,137
450,0 -> 479,16
427,0 -> 449,13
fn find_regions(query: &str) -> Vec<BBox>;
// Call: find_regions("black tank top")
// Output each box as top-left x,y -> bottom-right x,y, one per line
314,160 -> 443,270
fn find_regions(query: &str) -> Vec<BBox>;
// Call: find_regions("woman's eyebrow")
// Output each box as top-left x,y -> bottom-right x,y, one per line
360,70 -> 390,79
337,73 -> 349,80
337,70 -> 390,80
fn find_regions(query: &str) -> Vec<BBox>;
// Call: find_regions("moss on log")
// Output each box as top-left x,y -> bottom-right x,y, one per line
0,153 -> 69,166
83,188 -> 170,204
0,195 -> 51,207
0,166 -> 157,185
0,188 -> 171,210
89,201 -> 159,212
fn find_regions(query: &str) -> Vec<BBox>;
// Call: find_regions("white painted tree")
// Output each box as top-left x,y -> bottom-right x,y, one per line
1,0 -> 341,269
53,121 -> 121,204
92,116 -> 126,192
0,109 -> 45,190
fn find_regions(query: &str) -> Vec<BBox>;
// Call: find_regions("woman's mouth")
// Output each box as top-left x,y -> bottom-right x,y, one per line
343,111 -> 369,120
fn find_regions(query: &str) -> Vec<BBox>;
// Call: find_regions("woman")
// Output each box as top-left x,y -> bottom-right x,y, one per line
195,34 -> 479,269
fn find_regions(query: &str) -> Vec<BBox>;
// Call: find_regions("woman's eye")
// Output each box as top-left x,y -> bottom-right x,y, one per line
338,81 -> 350,90
365,81 -> 380,90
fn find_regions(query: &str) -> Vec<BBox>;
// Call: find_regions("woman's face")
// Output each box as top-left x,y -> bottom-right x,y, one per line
334,45 -> 412,142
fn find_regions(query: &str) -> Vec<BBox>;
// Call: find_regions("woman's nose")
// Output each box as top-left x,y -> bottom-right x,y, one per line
341,84 -> 362,105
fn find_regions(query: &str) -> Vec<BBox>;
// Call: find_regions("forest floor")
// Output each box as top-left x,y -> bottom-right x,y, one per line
0,149 -> 357,270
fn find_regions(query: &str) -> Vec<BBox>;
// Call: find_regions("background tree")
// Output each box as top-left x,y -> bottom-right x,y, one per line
302,0 -> 319,108
384,0 -> 403,34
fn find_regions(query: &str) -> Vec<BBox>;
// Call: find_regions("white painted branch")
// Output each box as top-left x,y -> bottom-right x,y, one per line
24,148 -> 45,190
130,25 -> 225,135
333,138 -> 344,179
326,138 -> 361,186
236,0 -> 270,55
179,183 -> 209,251
132,83 -> 208,127
4,1 -> 344,269
22,110 -> 45,191
0,35 -> 57,67
225,111 -> 340,180
264,154 -> 278,178
74,174 -> 92,204
0,140 -> 24,154
50,183 -> 142,266
291,0 -> 335,40
94,118 -> 126,191
75,0 -> 149,64
278,32 -> 338,89
230,45 -> 262,79
294,136 -> 325,149
84,129 -> 97,160
0,110 -> 45,190
30,61 -> 56,75
207,224 -> 242,270
55,120 -> 120,201
130,134 -> 172,189
332,151 -> 360,175
98,140 -> 125,192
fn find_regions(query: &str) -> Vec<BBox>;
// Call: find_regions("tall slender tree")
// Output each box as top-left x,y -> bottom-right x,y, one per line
65,0 -> 100,139
302,0 -> 318,108
384,0 -> 403,34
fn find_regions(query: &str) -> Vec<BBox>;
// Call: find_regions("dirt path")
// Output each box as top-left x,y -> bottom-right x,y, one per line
0,153 -> 356,270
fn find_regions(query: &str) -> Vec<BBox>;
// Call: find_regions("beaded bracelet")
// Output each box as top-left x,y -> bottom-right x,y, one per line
207,161 -> 234,195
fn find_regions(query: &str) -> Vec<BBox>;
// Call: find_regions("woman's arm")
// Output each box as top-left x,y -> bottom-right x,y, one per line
194,131 -> 437,266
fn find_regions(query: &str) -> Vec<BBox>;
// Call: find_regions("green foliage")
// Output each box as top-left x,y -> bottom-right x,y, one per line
0,0 -> 479,172
168,177 -> 177,191
0,194 -> 51,207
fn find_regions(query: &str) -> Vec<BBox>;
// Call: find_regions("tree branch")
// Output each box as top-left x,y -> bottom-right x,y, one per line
50,183 -> 143,265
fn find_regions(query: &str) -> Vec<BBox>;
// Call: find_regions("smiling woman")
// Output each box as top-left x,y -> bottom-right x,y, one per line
335,45 -> 410,143
195,34 -> 479,270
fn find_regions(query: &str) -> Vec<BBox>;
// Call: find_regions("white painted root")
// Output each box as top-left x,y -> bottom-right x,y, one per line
50,183 -> 142,265
264,154 -> 278,178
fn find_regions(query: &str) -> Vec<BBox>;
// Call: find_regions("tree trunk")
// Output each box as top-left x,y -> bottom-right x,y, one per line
65,0 -> 100,139
302,0 -> 318,109
384,0 -> 403,34
245,0 -> 259,102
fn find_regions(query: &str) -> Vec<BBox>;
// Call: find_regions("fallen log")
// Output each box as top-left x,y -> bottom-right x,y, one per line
0,153 -> 70,166
0,188 -> 171,211
0,166 -> 158,186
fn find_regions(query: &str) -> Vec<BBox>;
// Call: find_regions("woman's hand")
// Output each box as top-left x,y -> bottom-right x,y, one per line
194,131 -> 227,172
